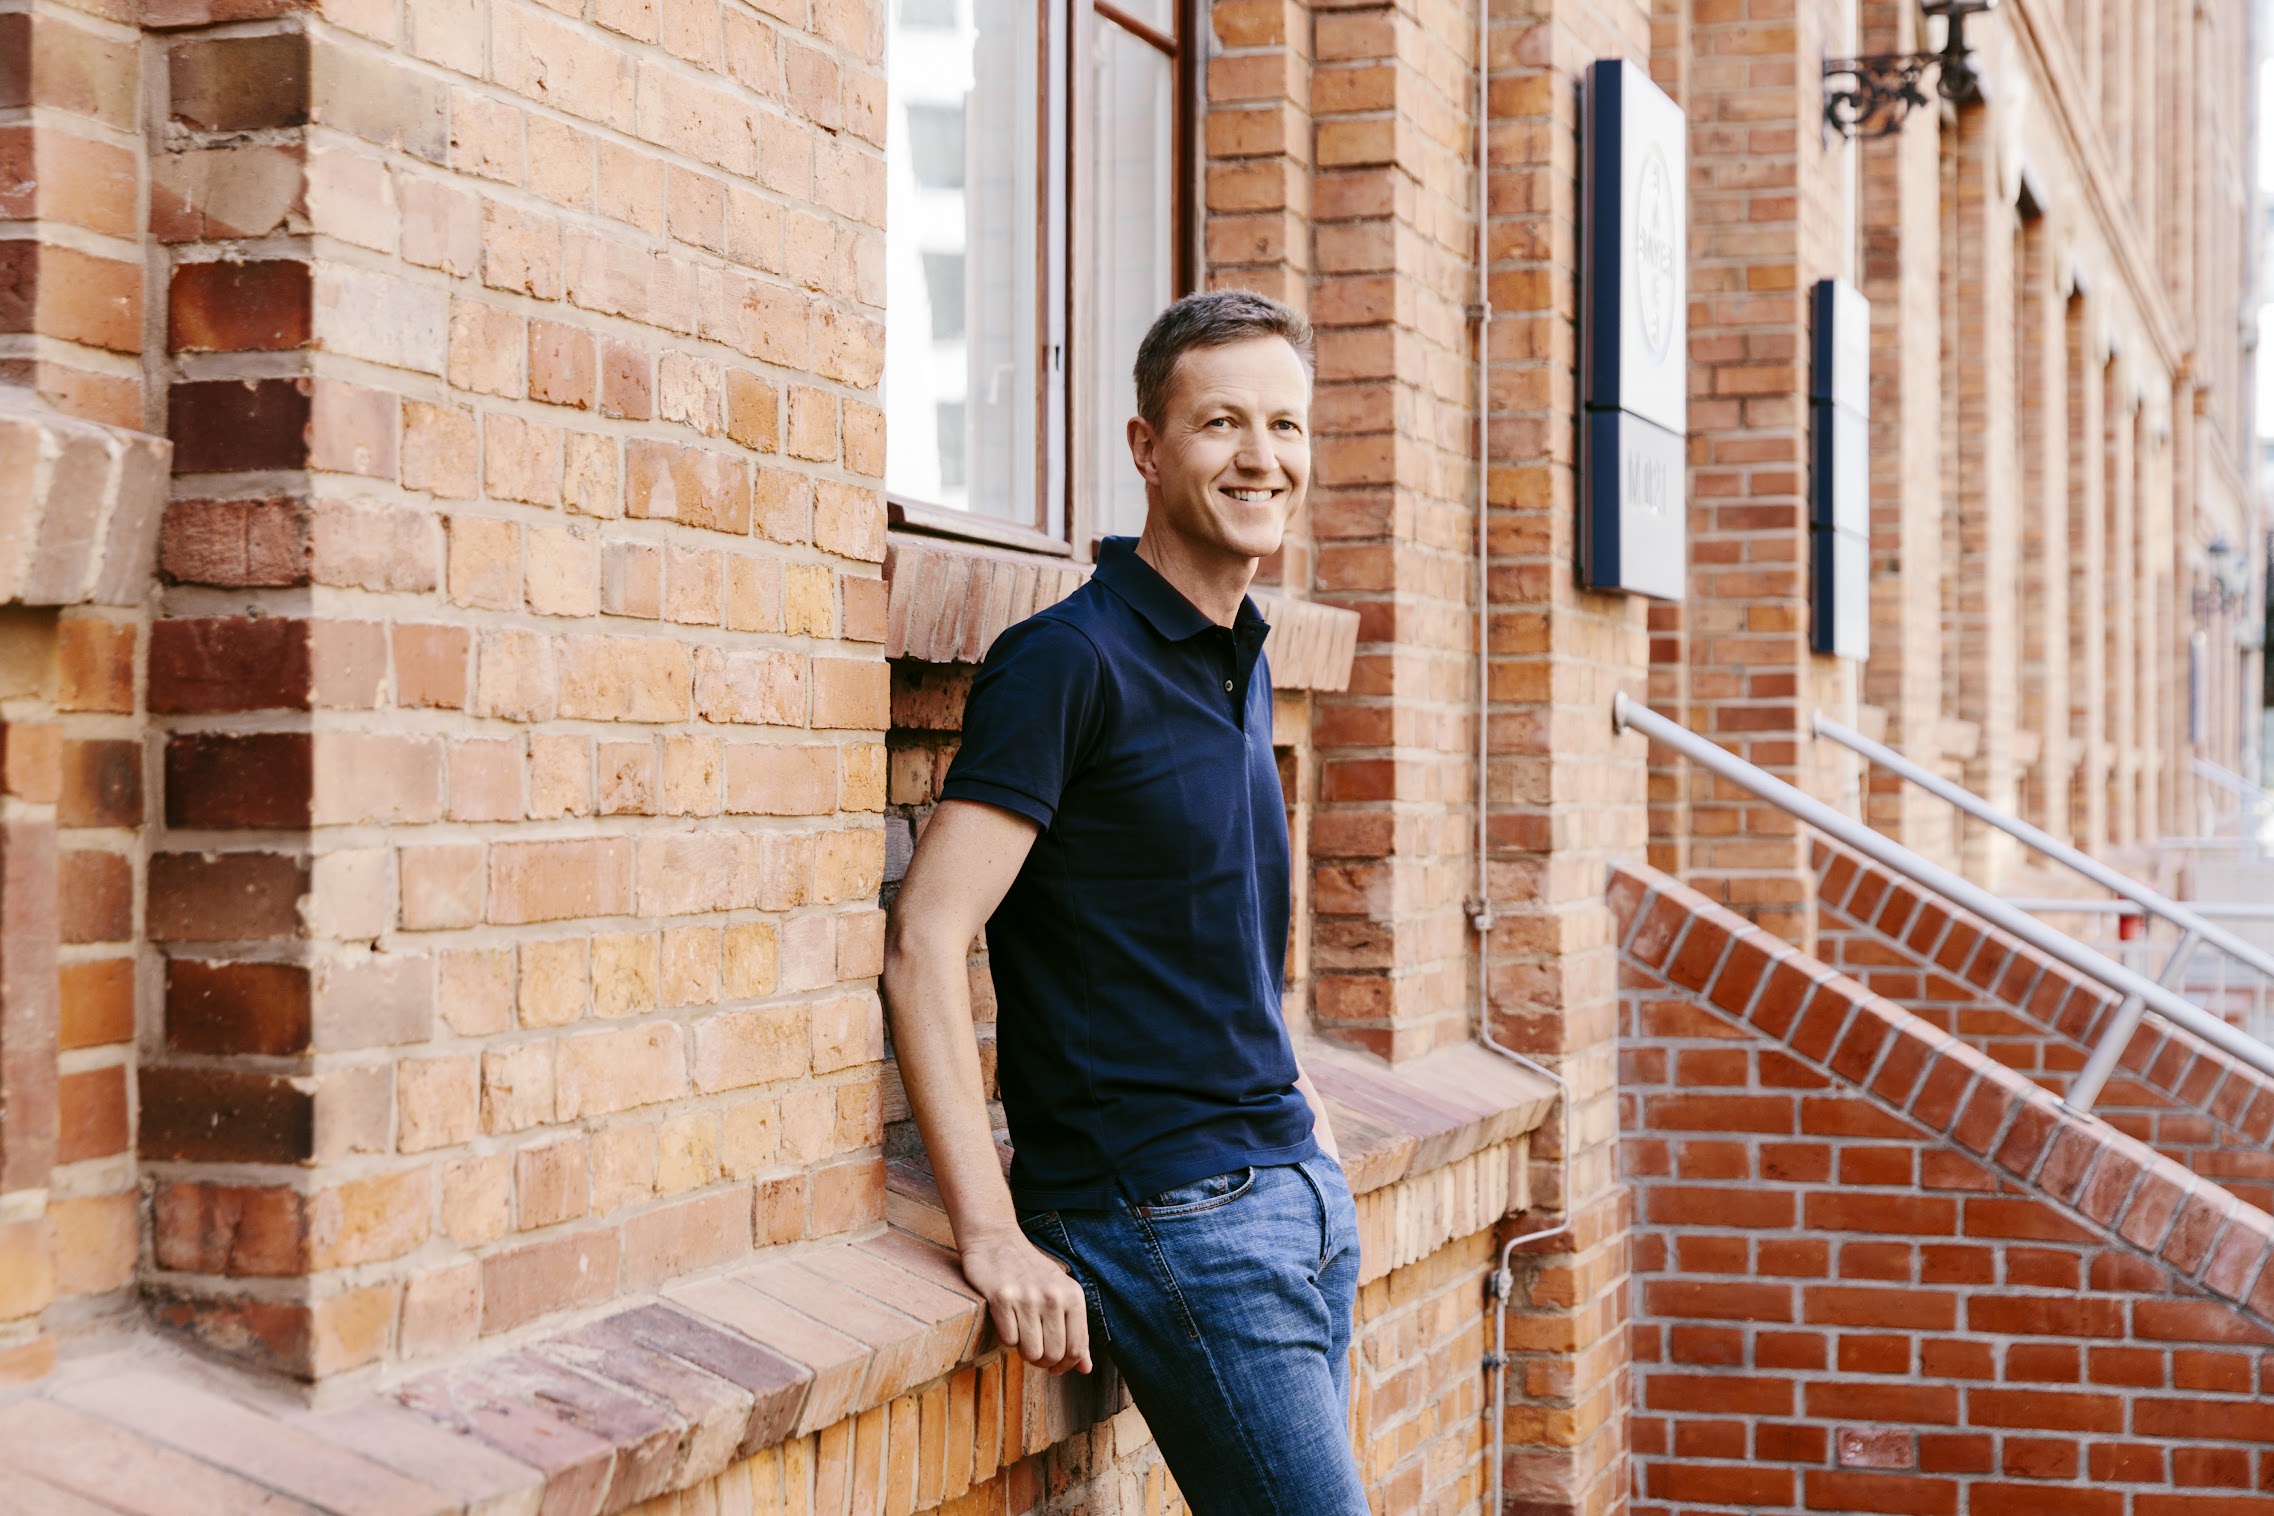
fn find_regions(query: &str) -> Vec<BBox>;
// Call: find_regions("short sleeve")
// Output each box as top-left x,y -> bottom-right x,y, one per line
939,614 -> 1106,829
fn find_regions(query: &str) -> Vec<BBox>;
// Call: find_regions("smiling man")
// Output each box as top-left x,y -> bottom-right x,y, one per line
883,291 -> 1368,1513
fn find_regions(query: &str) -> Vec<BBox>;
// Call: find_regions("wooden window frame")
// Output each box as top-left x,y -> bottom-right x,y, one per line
886,0 -> 1200,562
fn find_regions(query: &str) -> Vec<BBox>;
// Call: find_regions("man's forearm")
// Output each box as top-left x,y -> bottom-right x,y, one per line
883,930 -> 1023,1246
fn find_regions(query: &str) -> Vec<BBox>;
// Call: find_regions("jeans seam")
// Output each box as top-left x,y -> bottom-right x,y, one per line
1127,1203 -> 1296,1516
1292,1160 -> 1335,1271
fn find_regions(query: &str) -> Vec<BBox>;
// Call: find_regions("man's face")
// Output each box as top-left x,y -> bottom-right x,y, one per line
1127,336 -> 1311,565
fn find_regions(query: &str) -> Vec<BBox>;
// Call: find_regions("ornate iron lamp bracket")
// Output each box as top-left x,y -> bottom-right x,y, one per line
1822,53 -> 1940,139
1823,1 -> 1995,140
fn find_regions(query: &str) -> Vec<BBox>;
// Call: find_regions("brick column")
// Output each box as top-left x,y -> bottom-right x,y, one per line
1482,6 -> 1654,1511
2016,211 -> 2072,838
2141,402 -> 2177,839
0,0 -> 148,428
2106,369 -> 2139,845
1642,0 -> 1689,879
1306,0 -> 1480,1062
2065,295 -> 2109,854
0,405 -> 167,1380
1940,103 -> 2021,884
1672,0 -> 1861,945
0,15 -> 164,1358
1855,0 -> 1949,859
141,3 -> 892,1381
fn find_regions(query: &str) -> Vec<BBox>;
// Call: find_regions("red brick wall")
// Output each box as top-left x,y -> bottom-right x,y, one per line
0,0 -> 149,429
138,0 -> 891,1379
1617,861 -> 2274,1515
1812,839 -> 2274,1214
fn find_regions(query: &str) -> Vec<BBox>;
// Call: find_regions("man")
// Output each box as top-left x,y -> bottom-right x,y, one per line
882,290 -> 1368,1513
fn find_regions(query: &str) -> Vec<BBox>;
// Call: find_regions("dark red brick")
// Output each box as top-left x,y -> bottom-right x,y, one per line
166,957 -> 311,1056
168,259 -> 311,352
165,732 -> 314,829
139,1065 -> 314,1162
168,378 -> 311,474
148,618 -> 312,713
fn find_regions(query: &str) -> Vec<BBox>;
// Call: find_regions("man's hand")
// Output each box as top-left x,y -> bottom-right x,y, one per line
886,801 -> 1094,1374
958,1230 -> 1093,1375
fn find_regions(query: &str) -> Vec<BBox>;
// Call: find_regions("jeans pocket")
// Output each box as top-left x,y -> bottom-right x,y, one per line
1135,1166 -> 1256,1219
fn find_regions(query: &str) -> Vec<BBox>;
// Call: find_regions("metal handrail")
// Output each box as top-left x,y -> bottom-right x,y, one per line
1812,713 -> 2274,994
2194,756 -> 2272,809
1812,711 -> 2274,1108
2192,757 -> 2273,858
1614,694 -> 2274,1110
2005,897 -> 2274,922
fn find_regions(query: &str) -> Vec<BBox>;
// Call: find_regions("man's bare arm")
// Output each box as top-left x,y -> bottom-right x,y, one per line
883,799 -> 1091,1375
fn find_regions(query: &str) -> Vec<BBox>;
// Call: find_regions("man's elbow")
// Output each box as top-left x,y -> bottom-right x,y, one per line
882,898 -> 963,987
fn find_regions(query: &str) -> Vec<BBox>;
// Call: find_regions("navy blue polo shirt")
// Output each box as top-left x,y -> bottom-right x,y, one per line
939,536 -> 1317,1211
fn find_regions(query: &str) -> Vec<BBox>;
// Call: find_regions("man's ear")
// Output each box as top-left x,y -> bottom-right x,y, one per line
1126,415 -> 1161,487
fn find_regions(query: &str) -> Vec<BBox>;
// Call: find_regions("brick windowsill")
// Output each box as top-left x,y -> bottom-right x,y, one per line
0,1044 -> 1553,1514
883,530 -> 1360,692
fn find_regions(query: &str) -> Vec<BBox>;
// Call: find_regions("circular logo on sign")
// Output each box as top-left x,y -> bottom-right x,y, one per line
1633,144 -> 1676,366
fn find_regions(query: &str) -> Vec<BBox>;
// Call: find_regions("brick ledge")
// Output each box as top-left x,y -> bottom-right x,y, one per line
883,531 -> 1359,691
0,1044 -> 1551,1514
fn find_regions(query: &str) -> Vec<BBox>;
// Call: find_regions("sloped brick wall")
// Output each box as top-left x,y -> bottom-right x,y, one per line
1616,861 -> 2274,1515
1813,838 -> 2274,1212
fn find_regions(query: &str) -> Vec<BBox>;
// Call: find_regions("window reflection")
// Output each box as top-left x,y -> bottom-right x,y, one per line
884,0 -> 1039,522
1091,17 -> 1176,537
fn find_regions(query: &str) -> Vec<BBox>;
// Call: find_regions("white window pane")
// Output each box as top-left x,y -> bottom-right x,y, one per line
1090,23 -> 1174,539
885,0 -> 1039,522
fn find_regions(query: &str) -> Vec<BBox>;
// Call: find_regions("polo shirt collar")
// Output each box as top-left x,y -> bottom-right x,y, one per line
1093,536 -> 1268,642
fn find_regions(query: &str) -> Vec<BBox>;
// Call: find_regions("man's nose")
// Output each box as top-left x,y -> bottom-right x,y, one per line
1232,423 -> 1277,474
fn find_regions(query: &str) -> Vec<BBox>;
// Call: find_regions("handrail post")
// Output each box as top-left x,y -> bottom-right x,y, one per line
2067,928 -> 2201,1114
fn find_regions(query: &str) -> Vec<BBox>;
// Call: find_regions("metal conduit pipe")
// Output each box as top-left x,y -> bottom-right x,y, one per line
1617,694 -> 2274,1097
1468,16 -> 1575,1515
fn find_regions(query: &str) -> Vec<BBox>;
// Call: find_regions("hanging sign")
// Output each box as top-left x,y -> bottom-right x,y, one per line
1810,278 -> 1871,659
1580,58 -> 1687,600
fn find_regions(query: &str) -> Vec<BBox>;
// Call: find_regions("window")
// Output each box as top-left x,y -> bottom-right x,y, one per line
883,0 -> 1193,553
1088,4 -> 1181,539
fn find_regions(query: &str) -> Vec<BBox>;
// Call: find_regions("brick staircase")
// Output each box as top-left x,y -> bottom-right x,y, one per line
1616,862 -> 2274,1515
1813,837 -> 2274,1213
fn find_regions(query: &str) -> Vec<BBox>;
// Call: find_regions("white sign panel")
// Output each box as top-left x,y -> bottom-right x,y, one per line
1810,278 -> 1871,660
1584,409 -> 1686,602
1584,59 -> 1688,437
1581,59 -> 1689,601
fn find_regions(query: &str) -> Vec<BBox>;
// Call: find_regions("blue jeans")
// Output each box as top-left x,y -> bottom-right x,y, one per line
1018,1155 -> 1368,1515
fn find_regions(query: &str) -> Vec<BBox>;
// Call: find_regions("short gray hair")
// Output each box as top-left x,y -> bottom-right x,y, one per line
1133,290 -> 1315,429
